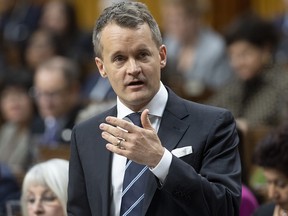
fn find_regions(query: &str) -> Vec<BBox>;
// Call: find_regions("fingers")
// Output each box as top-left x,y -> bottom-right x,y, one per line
106,143 -> 126,155
102,116 -> 135,132
101,130 -> 126,146
141,109 -> 153,130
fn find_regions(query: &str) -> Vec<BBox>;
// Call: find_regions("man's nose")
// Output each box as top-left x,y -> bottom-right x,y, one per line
127,59 -> 140,75
268,184 -> 279,199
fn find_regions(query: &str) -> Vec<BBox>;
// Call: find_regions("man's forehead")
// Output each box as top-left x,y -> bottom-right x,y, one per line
100,23 -> 154,47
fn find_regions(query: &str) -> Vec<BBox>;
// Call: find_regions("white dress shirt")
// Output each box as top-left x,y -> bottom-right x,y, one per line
110,82 -> 173,216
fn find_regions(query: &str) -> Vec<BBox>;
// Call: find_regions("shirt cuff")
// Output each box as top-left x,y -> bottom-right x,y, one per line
150,148 -> 172,183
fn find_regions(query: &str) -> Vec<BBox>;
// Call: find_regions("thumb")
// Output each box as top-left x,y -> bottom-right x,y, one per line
141,109 -> 153,130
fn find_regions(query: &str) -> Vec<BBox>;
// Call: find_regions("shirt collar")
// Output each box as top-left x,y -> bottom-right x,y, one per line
117,82 -> 168,119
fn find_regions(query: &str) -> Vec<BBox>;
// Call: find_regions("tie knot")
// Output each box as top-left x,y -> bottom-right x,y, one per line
127,112 -> 142,127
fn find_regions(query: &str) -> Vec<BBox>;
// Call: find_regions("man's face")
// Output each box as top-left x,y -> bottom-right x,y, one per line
95,23 -> 166,111
0,87 -> 33,124
162,4 -> 198,43
228,40 -> 269,81
34,69 -> 71,118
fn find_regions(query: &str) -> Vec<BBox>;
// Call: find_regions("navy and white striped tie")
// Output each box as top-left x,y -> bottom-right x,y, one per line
120,112 -> 149,216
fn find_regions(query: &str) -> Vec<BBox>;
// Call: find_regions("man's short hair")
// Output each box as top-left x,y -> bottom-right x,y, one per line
92,1 -> 162,58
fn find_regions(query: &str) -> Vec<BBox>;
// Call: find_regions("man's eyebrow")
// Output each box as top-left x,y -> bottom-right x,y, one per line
110,51 -> 124,59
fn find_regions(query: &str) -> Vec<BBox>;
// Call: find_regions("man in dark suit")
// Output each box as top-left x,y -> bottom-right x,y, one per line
67,2 -> 241,216
33,56 -> 82,146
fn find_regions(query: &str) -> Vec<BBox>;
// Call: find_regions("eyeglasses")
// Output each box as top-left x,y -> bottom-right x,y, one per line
29,86 -> 68,100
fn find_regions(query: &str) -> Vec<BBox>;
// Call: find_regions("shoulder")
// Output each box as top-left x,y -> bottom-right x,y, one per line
73,105 -> 117,133
241,185 -> 259,210
198,28 -> 226,53
253,203 -> 275,216
166,87 -> 235,123
263,64 -> 288,88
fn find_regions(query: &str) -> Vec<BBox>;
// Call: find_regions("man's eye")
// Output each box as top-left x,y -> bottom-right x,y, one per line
276,180 -> 288,188
114,56 -> 125,62
26,198 -> 35,204
138,52 -> 149,59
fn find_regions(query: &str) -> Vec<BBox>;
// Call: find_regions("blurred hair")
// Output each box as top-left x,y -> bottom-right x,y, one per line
26,28 -> 63,55
92,1 -> 162,58
0,71 -> 33,94
161,0 -> 210,16
59,0 -> 78,35
20,158 -> 69,216
253,123 -> 288,177
41,0 -> 78,35
35,56 -> 80,87
225,13 -> 279,52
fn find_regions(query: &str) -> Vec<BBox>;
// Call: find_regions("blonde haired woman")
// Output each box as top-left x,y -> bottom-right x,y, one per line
21,159 -> 68,216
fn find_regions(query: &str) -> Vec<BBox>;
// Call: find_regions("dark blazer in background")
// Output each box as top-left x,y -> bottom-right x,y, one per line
253,203 -> 275,216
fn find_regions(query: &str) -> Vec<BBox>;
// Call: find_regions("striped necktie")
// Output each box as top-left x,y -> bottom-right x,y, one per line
120,112 -> 149,216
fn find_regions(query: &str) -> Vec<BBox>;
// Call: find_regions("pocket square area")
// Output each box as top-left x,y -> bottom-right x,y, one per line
171,146 -> 193,158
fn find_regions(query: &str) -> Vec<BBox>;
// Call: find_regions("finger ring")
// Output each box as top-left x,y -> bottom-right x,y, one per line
116,139 -> 122,147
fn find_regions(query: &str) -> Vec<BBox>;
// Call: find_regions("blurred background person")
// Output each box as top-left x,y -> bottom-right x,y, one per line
0,70 -> 37,177
272,0 -> 288,66
160,0 -> 233,101
0,0 -> 44,75
21,158 -> 69,216
32,56 -> 82,146
206,13 -> 288,129
39,0 -> 93,78
0,162 -> 21,216
237,127 -> 260,216
252,123 -> 288,216
24,28 -> 62,75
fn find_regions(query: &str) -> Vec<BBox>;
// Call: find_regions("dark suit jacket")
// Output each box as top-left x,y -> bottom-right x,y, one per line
253,203 -> 275,216
67,87 -> 241,216
34,104 -> 83,145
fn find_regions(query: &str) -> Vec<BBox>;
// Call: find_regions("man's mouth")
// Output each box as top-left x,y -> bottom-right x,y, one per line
128,80 -> 144,86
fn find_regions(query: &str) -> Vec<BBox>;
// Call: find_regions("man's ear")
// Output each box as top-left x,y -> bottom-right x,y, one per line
95,57 -> 107,77
159,45 -> 167,68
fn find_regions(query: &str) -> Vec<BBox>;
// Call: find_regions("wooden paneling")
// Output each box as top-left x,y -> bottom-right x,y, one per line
206,0 -> 250,32
72,0 -> 286,34
72,0 -> 162,31
73,0 -> 99,31
251,0 -> 285,18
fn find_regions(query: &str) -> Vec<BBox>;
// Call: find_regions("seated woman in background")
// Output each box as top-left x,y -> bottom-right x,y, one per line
160,0 -> 233,101
0,71 -> 36,177
21,158 -> 69,216
206,13 -> 288,129
252,124 -> 288,216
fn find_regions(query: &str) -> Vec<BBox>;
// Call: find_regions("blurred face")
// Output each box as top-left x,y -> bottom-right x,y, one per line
95,23 -> 166,111
25,31 -> 56,69
25,184 -> 64,216
40,1 -> 68,35
228,40 -> 270,81
0,87 -> 33,124
34,69 -> 72,118
264,168 -> 288,210
162,4 -> 198,43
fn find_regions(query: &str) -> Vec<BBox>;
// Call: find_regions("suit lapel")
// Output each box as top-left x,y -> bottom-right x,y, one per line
159,87 -> 190,151
143,88 -> 190,215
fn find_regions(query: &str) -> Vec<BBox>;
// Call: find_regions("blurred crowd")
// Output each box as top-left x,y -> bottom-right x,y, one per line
1,0 -> 288,215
